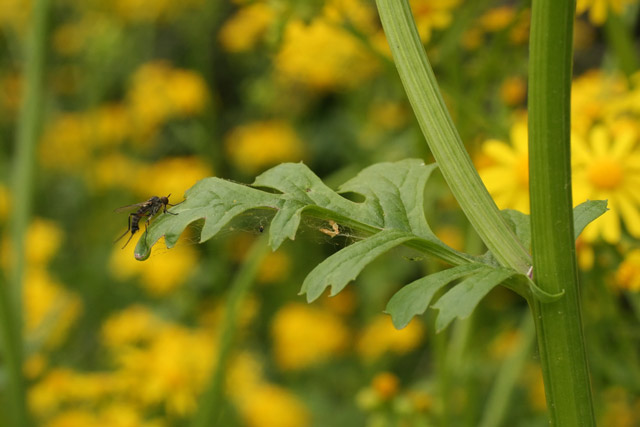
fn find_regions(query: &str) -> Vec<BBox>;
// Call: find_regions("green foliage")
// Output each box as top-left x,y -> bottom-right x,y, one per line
138,157 -> 607,334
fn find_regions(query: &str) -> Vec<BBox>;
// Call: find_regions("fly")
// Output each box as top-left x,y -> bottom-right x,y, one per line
114,194 -> 182,249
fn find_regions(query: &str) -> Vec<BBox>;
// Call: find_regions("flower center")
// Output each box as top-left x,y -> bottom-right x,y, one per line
587,158 -> 623,190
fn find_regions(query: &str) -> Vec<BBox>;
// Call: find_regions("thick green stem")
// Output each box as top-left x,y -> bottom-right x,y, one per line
191,236 -> 269,427
528,0 -> 596,424
375,0 -> 531,274
3,0 -> 50,425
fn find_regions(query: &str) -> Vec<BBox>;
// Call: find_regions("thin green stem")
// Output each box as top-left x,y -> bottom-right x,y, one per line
603,10 -> 640,77
528,0 -> 596,425
3,0 -> 50,425
478,313 -> 535,427
375,0 -> 531,275
191,235 -> 270,427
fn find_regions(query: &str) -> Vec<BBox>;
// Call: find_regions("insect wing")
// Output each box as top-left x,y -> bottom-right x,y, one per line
114,200 -> 151,213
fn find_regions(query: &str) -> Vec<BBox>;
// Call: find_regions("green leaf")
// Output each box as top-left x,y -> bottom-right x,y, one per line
385,264 -> 485,329
572,200 -> 608,240
489,199 -> 608,264
301,229 -> 415,302
432,267 -> 517,332
135,160 -> 472,271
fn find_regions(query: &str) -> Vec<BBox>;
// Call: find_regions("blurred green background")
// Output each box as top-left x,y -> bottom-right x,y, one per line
1,0 -> 640,426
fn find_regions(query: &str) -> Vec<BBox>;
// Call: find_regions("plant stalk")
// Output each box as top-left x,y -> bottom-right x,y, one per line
191,236 -> 270,427
375,0 -> 531,275
3,0 -> 50,425
528,0 -> 596,424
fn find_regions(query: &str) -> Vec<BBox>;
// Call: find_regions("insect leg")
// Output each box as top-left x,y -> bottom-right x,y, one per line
114,213 -> 134,244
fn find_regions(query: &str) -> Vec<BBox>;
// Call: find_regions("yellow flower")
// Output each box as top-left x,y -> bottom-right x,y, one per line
599,387 -> 639,427
275,18 -> 379,90
102,305 -> 165,349
478,119 -> 531,214
2,218 -> 65,270
257,251 -> 291,283
89,153 -> 142,190
357,315 -> 424,361
237,384 -> 311,427
107,0 -> 204,23
127,62 -> 208,139
24,269 -> 83,349
109,236 -> 199,296
576,0 -> 634,25
410,0 -> 461,43
371,372 -> 400,400
129,156 -> 212,199
0,71 -> 22,116
500,76 -> 527,107
226,351 -> 264,402
488,328 -> 522,360
0,183 -> 9,222
40,112 -> 93,171
324,0 -> 378,35
115,325 -> 215,416
571,71 -> 628,136
615,249 -> 640,292
572,124 -> 640,243
271,303 -> 350,370
225,120 -> 305,174
478,6 -> 516,32
0,0 -> 30,34
219,3 -> 275,52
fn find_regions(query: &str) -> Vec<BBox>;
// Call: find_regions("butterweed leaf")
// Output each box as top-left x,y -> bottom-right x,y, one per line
385,264 -> 485,329
572,200 -> 608,240
433,267 -> 517,332
134,160 -> 470,272
301,229 -> 414,302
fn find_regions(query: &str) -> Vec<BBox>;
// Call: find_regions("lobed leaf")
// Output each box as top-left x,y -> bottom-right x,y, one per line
432,267 -> 517,332
385,264 -> 485,329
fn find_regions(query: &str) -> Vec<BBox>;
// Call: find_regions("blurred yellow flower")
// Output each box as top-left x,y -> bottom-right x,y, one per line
572,124 -> 640,243
130,156 -> 212,199
599,386 -> 639,427
357,315 -> 424,361
127,62 -> 209,139
500,76 -> 527,107
571,71 -> 628,136
102,305 -> 165,349
107,0 -> 204,23
478,119 -> 531,214
89,153 -> 142,190
488,328 -> 522,360
40,112 -> 93,171
523,363 -> 547,412
115,325 -> 215,416
2,218 -> 65,270
0,0 -> 30,34
0,183 -> 9,222
478,5 -> 515,32
0,71 -> 22,116
109,236 -> 199,296
257,250 -> 291,283
324,0 -> 378,35
275,18 -> 378,90
219,3 -> 274,52
237,384 -> 311,427
435,225 -> 465,252
615,249 -> 640,292
576,0 -> 634,25
371,372 -> 400,400
410,0 -> 460,43
225,120 -> 305,174
271,303 -> 350,370
226,351 -> 264,402
24,269 -> 83,349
